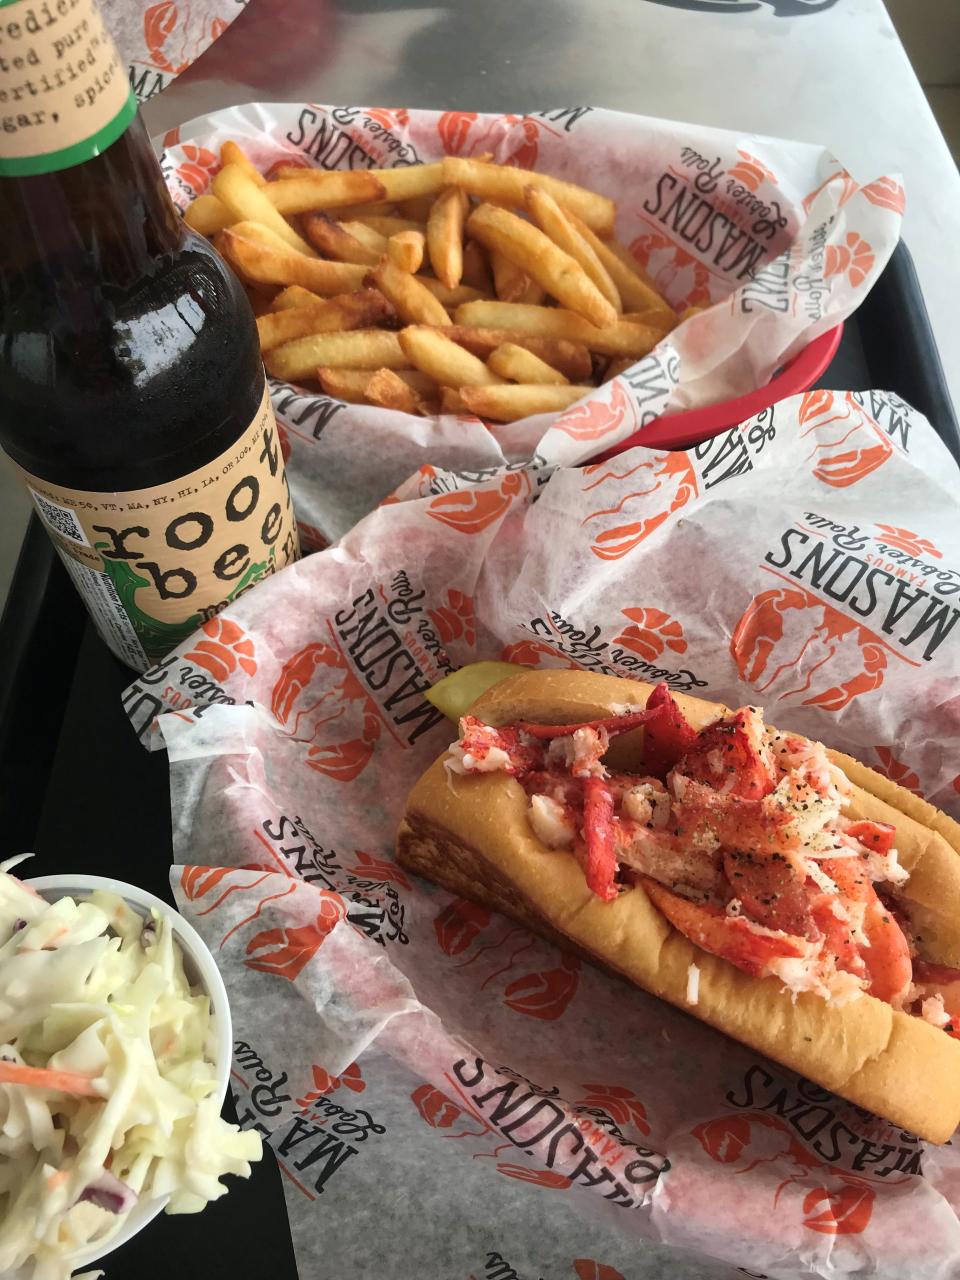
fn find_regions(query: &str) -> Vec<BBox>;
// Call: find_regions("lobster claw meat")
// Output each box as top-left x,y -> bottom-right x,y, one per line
677,707 -> 776,800
580,776 -> 618,902
514,709 -> 654,740
641,684 -> 698,778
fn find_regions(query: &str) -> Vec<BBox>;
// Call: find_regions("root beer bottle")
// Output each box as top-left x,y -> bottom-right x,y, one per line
0,0 -> 299,670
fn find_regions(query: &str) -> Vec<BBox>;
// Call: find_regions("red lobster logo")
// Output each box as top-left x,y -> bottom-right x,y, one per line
693,1112 -> 875,1236
144,2 -> 222,75
552,379 -> 631,444
731,585 -> 888,711
297,1062 -> 364,1110
860,177 -> 905,216
436,112 -> 554,168
500,639 -> 578,669
823,233 -> 875,288
429,590 -> 476,647
271,642 -> 381,782
797,390 -> 893,488
802,169 -> 859,214
427,472 -> 531,536
629,233 -> 711,310
874,524 -> 941,559
728,151 -> 778,192
244,891 -> 345,980
581,451 -> 698,561
614,607 -> 686,662
184,616 -> 257,684
872,746 -> 923,797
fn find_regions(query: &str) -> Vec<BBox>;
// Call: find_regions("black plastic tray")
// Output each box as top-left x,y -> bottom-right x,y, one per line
0,240 -> 955,1280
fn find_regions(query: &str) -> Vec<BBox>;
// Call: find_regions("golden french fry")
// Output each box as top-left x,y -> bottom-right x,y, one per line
440,387 -> 470,415
301,212 -> 381,264
267,171 -> 388,214
213,165 -> 315,255
184,193 -> 234,236
220,141 -> 266,186
270,162 -> 443,205
468,203 -> 617,328
271,284 -> 326,310
266,329 -> 407,380
368,258 -> 450,326
603,355 -> 636,382
490,249 -> 544,305
338,221 -> 389,255
365,367 -> 426,415
255,289 -> 393,351
398,326 -> 505,388
417,278 -> 487,308
218,229 -> 367,295
328,200 -> 398,219
441,156 -> 616,233
461,240 -> 494,293
460,383 -> 594,422
351,215 -> 425,238
454,300 -> 661,358
443,326 -> 592,381
426,186 -> 469,289
524,186 -> 621,313
398,194 -> 435,222
223,219 -> 316,258
622,309 -> 679,335
317,367 -> 436,402
568,215 -> 676,318
386,230 -> 425,273
487,342 -> 569,385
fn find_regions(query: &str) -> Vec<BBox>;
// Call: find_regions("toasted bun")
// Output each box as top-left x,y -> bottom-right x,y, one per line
397,669 -> 960,1144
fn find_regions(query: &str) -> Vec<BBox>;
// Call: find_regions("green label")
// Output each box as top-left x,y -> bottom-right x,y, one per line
0,0 -> 136,176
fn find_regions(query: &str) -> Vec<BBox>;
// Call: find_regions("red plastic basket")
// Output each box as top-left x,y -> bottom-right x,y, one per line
589,323 -> 843,462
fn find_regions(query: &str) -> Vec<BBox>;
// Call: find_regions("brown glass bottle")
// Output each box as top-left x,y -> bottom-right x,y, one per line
0,0 -> 298,670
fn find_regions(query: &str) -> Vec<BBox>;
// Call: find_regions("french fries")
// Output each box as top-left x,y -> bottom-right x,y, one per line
265,330 -> 407,381
441,156 -> 616,233
184,193 -> 233,236
461,240 -> 494,293
189,135 -> 690,418
369,258 -> 451,326
568,216 -> 677,319
454,301 -> 661,358
212,165 -> 315,256
386,230 -> 425,274
460,384 -> 594,422
365,367 -> 427,415
302,213 -> 381,265
488,343 -> 568,385
266,171 -> 388,214
442,327 -> 592,381
490,249 -> 544,305
399,326 -> 505,388
218,229 -> 367,295
220,141 -> 266,187
524,186 -> 621,313
468,204 -> 617,329
427,187 -> 469,289
256,289 -> 393,351
318,367 -> 436,403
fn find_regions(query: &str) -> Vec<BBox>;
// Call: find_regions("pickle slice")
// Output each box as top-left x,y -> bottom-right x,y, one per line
425,661 -> 524,721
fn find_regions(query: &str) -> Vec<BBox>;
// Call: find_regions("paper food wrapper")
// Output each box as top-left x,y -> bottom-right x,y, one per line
101,0 -> 246,103
158,102 -> 906,545
121,388 -> 960,1280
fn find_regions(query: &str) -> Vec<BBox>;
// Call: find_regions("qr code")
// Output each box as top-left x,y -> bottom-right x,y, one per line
29,488 -> 89,545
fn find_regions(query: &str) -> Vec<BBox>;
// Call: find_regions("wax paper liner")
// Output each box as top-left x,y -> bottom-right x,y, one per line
157,102 -> 905,545
101,0 -> 247,104
120,388 -> 960,1279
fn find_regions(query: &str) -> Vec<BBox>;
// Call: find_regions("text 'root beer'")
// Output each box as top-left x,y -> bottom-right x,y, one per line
0,0 -> 299,669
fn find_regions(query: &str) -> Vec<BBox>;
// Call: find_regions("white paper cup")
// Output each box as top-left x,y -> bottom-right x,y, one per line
21,873 -> 233,1270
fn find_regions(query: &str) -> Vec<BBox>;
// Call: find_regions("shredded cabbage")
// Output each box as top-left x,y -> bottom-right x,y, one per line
0,873 -> 261,1279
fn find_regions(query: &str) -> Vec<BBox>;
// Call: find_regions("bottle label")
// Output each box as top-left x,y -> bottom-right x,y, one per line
0,0 -> 137,177
16,383 -> 300,670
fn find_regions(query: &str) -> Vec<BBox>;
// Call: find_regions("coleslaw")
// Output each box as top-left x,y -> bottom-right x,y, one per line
0,866 -> 262,1279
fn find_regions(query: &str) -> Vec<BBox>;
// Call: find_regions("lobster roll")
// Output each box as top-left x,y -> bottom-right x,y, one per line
397,666 -> 960,1144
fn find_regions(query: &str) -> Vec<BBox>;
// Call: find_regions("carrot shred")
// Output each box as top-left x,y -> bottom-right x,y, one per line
0,1060 -> 102,1097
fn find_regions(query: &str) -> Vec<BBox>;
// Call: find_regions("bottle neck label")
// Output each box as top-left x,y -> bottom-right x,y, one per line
15,383 -> 301,669
0,0 -> 136,177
